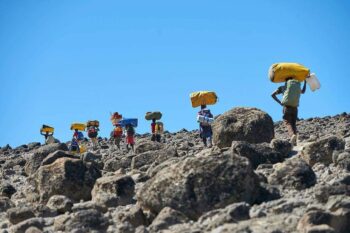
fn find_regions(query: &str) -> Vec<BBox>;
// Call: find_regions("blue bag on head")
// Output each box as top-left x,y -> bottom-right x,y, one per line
119,118 -> 138,127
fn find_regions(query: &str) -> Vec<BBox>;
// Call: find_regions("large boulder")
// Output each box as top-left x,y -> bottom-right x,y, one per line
31,157 -> 101,203
268,158 -> 316,190
137,153 -> 261,219
24,143 -> 68,175
149,207 -> 189,232
301,136 -> 345,167
231,141 -> 286,169
7,207 -> 36,225
197,202 -> 250,231
212,107 -> 274,148
47,195 -> 74,214
54,209 -> 109,232
135,140 -> 164,154
91,175 -> 135,207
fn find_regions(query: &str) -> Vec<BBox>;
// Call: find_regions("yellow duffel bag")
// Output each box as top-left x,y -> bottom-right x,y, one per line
41,125 -> 54,133
190,91 -> 218,108
70,123 -> 86,131
269,63 -> 310,83
87,120 -> 99,127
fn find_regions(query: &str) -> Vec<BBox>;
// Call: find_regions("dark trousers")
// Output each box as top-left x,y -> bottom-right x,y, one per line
283,106 -> 298,136
151,134 -> 161,142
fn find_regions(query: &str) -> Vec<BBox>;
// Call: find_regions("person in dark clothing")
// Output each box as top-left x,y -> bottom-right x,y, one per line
151,119 -> 161,142
198,105 -> 213,147
272,78 -> 307,145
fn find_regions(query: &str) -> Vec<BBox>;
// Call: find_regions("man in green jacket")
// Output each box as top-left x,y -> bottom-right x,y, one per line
272,78 -> 307,145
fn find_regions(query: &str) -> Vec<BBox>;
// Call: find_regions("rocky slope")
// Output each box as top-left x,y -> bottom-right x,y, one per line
0,108 -> 349,233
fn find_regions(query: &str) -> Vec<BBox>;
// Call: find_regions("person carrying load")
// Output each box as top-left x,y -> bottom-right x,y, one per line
125,124 -> 135,153
145,112 -> 163,143
70,138 -> 80,154
119,118 -> 138,153
270,63 -> 313,145
40,125 -> 55,145
190,91 -> 217,148
110,123 -> 123,150
198,105 -> 214,147
87,120 -> 100,150
70,123 -> 87,153
110,112 -> 123,126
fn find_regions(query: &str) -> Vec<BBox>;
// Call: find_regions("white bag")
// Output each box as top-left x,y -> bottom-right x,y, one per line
197,115 -> 214,125
306,73 -> 321,92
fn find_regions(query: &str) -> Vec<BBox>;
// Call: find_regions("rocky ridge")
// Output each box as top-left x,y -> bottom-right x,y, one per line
0,108 -> 349,233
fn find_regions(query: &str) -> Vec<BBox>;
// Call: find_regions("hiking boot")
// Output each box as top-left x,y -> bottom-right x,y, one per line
291,134 -> 297,146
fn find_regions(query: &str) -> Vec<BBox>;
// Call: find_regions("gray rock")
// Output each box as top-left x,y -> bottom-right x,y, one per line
268,158 -> 316,190
27,143 -> 41,151
7,207 -> 36,225
131,151 -> 159,170
333,151 -> 350,171
302,136 -> 345,167
149,207 -> 189,232
54,209 -> 109,232
0,183 -> 16,198
24,143 -> 68,175
135,140 -> 164,154
9,218 -> 49,233
137,153 -> 261,219
46,195 -> 73,214
104,156 -> 132,172
0,197 -> 14,212
197,202 -> 250,230
297,209 -> 350,233
30,157 -> 101,203
91,175 -> 135,207
113,205 -> 148,229
212,107 -> 275,148
231,141 -> 285,169
41,150 -> 77,166
270,139 -> 293,156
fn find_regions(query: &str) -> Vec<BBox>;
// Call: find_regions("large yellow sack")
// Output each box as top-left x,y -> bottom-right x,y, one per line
70,123 -> 86,131
41,125 -> 54,133
269,63 -> 310,83
190,91 -> 218,108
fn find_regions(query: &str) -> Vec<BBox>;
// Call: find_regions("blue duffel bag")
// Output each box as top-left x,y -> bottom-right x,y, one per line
119,118 -> 138,127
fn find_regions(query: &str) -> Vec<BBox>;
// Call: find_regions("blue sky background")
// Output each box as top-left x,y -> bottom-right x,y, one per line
1,0 -> 349,147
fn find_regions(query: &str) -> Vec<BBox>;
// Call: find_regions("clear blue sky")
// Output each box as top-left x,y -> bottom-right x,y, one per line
1,0 -> 349,147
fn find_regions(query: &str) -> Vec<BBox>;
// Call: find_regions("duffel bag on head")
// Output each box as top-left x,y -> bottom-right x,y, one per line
71,123 -> 86,131
190,91 -> 218,108
41,124 -> 54,133
111,112 -> 122,120
87,120 -> 99,127
145,112 -> 162,121
269,63 -> 310,83
119,118 -> 138,127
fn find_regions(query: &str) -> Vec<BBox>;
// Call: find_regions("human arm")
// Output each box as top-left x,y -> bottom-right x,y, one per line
301,80 -> 307,94
271,88 -> 283,106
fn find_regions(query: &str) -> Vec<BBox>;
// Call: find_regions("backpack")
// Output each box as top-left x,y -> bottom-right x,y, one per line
155,122 -> 164,134
88,127 -> 98,138
282,80 -> 301,107
126,126 -> 135,136
77,131 -> 84,140
113,127 -> 123,138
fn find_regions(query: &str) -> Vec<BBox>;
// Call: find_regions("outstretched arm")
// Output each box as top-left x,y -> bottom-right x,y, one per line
271,90 -> 283,106
301,80 -> 307,94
